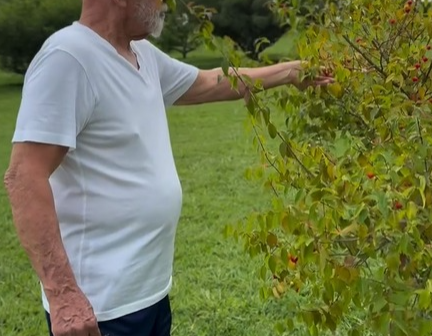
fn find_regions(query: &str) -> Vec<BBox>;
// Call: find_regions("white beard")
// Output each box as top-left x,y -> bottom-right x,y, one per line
150,13 -> 165,38
136,3 -> 167,38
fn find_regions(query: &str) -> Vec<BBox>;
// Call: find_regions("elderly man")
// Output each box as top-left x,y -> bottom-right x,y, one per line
4,0 -> 333,335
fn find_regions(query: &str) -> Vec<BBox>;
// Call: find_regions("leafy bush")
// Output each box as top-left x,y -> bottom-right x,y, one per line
197,0 -> 432,334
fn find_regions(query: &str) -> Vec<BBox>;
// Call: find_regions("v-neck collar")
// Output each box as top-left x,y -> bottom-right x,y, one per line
72,21 -> 145,77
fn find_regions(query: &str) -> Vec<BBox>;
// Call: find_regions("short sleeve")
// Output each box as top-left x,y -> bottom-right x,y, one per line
146,42 -> 199,107
12,48 -> 96,150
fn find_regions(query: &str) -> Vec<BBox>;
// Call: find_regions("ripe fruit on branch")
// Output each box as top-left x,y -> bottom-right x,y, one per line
394,201 -> 403,210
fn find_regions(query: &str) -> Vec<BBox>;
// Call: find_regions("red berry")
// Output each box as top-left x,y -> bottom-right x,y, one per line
429,99 -> 432,104
413,76 -> 419,82
356,38 -> 362,43
367,172 -> 375,179
290,256 -> 298,264
394,201 -> 403,210
427,45 -> 432,50
423,57 -> 429,62
389,18 -> 396,24
407,0 -> 413,5
415,63 -> 421,69
405,7 -> 411,13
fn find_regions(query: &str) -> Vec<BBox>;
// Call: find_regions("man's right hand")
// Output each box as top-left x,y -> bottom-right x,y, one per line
49,290 -> 101,336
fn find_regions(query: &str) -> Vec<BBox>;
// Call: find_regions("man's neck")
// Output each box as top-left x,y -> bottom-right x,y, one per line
79,11 -> 132,53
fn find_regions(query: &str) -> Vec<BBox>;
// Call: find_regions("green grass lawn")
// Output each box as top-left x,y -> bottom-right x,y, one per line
0,74 -> 307,336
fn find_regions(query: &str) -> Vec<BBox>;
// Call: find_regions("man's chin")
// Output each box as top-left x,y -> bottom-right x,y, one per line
150,25 -> 164,38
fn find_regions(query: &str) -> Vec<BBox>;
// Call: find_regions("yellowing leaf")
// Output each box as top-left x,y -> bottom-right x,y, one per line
328,82 -> 343,98
406,201 -> 418,220
338,223 -> 358,237
386,73 -> 396,83
266,233 -> 278,248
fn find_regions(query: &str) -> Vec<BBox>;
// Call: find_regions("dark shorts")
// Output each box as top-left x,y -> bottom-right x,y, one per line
45,295 -> 172,336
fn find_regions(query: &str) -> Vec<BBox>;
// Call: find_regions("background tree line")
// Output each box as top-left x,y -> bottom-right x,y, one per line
0,0 -> 324,74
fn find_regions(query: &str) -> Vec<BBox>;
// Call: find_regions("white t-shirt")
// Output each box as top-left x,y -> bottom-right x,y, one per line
12,22 -> 199,321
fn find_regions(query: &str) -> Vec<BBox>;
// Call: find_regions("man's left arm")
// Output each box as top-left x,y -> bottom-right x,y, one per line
175,61 -> 334,106
146,42 -> 332,107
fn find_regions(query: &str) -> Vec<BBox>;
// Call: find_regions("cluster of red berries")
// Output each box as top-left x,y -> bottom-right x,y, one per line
412,46 -> 431,83
405,0 -> 413,13
389,1 -> 414,23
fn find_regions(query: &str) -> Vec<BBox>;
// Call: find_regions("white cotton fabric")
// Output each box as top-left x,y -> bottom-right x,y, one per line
12,21 -> 199,321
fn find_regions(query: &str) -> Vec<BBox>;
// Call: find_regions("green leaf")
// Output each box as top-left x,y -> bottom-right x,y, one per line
386,252 -> 400,272
376,191 -> 389,218
280,248 -> 289,266
295,189 -> 306,204
388,291 -> 411,307
419,175 -> 426,207
166,0 -> 176,11
260,265 -> 267,281
417,289 -> 431,309
286,318 -> 295,331
221,57 -> 230,76
323,311 -> 337,331
279,142 -> 288,158
268,123 -> 277,139
393,318 -> 409,336
320,247 -> 328,275
275,322 -> 285,335
398,234 -> 409,254
332,136 -> 351,159
246,96 -> 256,115
302,311 -> 314,326
349,328 -> 361,336
419,318 -> 432,335
335,265 -> 351,283
372,295 -> 387,313
268,255 -> 278,274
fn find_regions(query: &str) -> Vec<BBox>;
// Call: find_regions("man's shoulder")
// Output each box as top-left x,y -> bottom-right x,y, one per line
43,23 -> 96,56
27,23 -> 103,77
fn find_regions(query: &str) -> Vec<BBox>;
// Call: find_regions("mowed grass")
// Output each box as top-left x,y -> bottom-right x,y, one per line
0,73 -> 304,336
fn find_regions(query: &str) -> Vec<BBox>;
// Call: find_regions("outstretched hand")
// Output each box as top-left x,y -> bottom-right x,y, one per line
285,60 -> 335,91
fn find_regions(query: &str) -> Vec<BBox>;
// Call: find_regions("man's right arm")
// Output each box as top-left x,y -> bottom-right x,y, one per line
5,48 -> 100,336
4,142 -> 100,336
4,142 -> 77,300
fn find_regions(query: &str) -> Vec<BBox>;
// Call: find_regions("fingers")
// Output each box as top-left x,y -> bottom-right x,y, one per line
89,327 -> 102,336
87,320 -> 102,336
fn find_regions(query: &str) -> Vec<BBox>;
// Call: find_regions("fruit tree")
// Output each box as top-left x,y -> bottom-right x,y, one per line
194,0 -> 432,334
